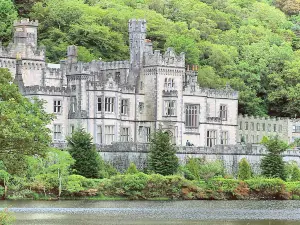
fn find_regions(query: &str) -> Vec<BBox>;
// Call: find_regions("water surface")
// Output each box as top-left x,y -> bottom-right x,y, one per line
0,200 -> 300,224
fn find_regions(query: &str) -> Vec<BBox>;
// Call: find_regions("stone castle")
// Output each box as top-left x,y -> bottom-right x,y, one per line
1,18 -> 241,147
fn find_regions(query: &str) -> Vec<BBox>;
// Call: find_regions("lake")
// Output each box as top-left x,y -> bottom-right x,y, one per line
0,200 -> 300,224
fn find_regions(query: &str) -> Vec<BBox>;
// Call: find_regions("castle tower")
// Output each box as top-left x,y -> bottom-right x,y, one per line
128,19 -> 146,83
13,19 -> 38,49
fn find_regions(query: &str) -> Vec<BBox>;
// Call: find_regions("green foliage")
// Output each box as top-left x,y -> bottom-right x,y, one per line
245,177 -> 285,193
260,136 -> 289,180
98,157 -> 118,179
126,163 -> 139,174
285,161 -> 300,182
0,69 -> 53,170
238,158 -> 252,180
0,208 -> 15,225
0,0 -> 18,44
148,131 -> 179,176
67,129 -> 101,178
185,158 -> 224,181
65,175 -> 86,194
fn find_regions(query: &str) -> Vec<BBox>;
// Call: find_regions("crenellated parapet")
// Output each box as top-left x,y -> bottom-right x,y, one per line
183,84 -> 238,99
14,19 -> 38,27
144,48 -> 185,67
23,85 -> 70,96
43,67 -> 61,78
67,60 -> 130,75
0,42 -> 45,61
238,114 -> 289,122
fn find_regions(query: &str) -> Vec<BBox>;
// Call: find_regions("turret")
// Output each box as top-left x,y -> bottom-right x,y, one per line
13,19 -> 38,49
67,45 -> 78,65
128,19 -> 146,83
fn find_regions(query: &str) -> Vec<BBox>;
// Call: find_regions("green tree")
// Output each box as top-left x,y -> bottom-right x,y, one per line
67,129 -> 100,178
126,162 -> 139,174
285,161 -> 300,181
0,0 -> 18,44
0,69 -> 53,161
148,130 -> 179,176
238,158 -> 252,180
260,136 -> 289,180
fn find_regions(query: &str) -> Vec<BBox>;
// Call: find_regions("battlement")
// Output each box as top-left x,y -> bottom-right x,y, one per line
68,60 -> 130,74
128,19 -> 146,33
183,84 -> 238,99
43,66 -> 61,78
14,19 -> 38,27
144,48 -> 185,67
23,85 -> 70,96
238,114 -> 289,122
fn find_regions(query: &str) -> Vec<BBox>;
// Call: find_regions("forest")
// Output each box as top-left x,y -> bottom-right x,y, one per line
1,0 -> 300,117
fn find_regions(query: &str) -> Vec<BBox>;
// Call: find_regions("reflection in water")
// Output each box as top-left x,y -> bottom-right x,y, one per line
0,200 -> 300,225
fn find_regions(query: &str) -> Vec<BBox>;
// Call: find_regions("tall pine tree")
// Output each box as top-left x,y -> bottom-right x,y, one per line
260,136 -> 289,180
67,129 -> 100,178
148,130 -> 179,175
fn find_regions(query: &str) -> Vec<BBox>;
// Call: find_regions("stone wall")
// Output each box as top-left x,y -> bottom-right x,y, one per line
96,142 -> 300,174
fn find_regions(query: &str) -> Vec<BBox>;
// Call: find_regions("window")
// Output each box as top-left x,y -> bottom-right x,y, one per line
115,72 -> 120,83
70,125 -> 75,134
245,122 -> 248,130
262,123 -> 265,131
105,97 -> 114,113
219,105 -> 227,121
121,99 -> 129,115
239,121 -> 242,130
279,125 -> 282,133
268,124 -> 271,132
139,102 -> 144,113
53,124 -> 62,140
70,96 -> 76,113
250,122 -> 254,131
164,100 -> 176,116
139,126 -> 151,142
97,125 -> 102,144
185,104 -> 199,127
97,97 -> 102,112
105,125 -> 114,144
54,100 -> 61,113
164,78 -> 175,89
293,126 -> 300,133
273,124 -> 277,132
121,127 -> 130,142
207,130 -> 217,147
220,131 -> 228,145
239,134 -> 243,143
257,123 -> 260,131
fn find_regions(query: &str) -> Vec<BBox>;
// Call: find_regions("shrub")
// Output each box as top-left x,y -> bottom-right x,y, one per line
65,175 -> 87,194
285,161 -> 300,182
185,158 -> 224,181
98,158 -> 118,179
238,158 -> 252,180
126,163 -> 139,174
0,208 -> 15,225
148,131 -> 179,176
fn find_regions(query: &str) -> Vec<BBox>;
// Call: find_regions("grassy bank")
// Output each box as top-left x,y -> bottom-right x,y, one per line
4,173 -> 300,201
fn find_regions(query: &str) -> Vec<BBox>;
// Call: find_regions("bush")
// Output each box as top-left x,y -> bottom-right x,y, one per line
238,158 -> 252,180
65,175 -> 87,194
0,209 -> 15,225
98,157 -> 118,179
126,163 -> 139,174
185,158 -> 224,181
285,161 -> 300,182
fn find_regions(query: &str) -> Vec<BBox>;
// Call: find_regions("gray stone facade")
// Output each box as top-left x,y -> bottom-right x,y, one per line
0,18 -> 239,147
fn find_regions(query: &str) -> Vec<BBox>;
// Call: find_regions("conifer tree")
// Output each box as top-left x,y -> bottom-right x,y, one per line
126,162 -> 139,174
67,129 -> 100,178
148,130 -> 179,176
260,136 -> 288,180
238,158 -> 252,180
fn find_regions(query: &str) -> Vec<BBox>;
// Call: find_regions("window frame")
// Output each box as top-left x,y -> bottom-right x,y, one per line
220,131 -> 228,145
219,104 -> 227,121
53,100 -> 62,114
121,127 -> 130,142
164,100 -> 176,116
104,125 -> 114,144
121,99 -> 129,115
53,124 -> 62,141
104,97 -> 115,113
185,104 -> 200,128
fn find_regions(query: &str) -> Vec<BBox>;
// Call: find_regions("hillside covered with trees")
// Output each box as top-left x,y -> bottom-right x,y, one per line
2,0 -> 300,117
